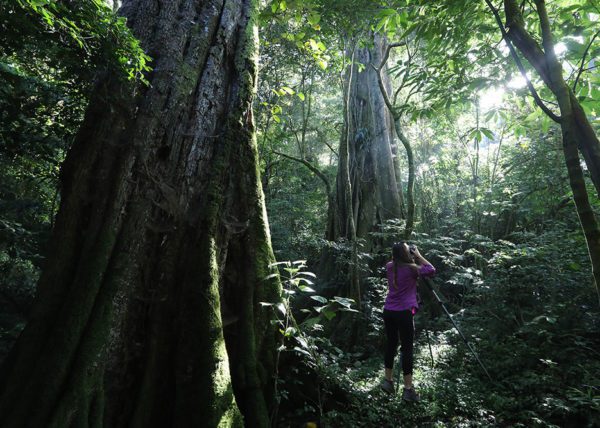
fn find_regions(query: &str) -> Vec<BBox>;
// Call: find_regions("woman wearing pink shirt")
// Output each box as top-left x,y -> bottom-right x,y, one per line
380,242 -> 436,401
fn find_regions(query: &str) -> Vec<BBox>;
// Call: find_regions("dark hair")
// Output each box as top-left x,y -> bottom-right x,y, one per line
391,242 -> 418,289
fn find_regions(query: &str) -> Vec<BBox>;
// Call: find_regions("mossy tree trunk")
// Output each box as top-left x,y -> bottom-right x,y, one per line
0,0 -> 280,427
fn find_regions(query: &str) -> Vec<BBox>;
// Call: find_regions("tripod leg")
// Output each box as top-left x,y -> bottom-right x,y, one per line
424,327 -> 435,368
396,348 -> 402,394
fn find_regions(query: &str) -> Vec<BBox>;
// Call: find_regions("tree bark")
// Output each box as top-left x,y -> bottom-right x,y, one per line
340,42 -> 360,303
372,38 -> 415,239
0,1 -> 280,427
331,33 -> 404,244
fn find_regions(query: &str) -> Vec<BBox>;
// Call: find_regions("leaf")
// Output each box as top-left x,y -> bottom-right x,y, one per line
323,310 -> 336,320
301,317 -> 320,328
375,17 -> 388,33
480,128 -> 494,140
541,115 -> 551,133
297,92 -> 305,101
333,296 -> 353,308
310,295 -> 327,304
468,77 -> 489,90
296,336 -> 308,349
525,111 -> 540,122
277,302 -> 286,316
379,8 -> 397,17
299,285 -> 316,293
293,346 -> 311,357
296,271 -> 316,278
269,261 -> 291,268
307,12 -> 320,26
316,59 -> 328,70
469,129 -> 482,143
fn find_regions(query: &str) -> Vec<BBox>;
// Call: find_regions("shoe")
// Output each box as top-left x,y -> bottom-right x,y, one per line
380,379 -> 394,394
402,387 -> 420,402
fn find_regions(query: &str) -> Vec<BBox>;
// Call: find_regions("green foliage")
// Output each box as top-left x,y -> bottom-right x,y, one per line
262,261 -> 361,425
263,260 -> 359,347
272,227 -> 599,426
8,0 -> 151,82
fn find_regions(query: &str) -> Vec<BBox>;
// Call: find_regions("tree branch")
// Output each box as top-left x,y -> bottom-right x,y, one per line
534,0 -> 554,54
573,29 -> 600,91
322,140 -> 339,157
370,41 -> 406,118
272,150 -> 331,195
485,0 -> 561,123
393,43 -> 413,105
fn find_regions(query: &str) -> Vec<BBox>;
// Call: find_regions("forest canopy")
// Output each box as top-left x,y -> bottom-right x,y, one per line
0,0 -> 599,427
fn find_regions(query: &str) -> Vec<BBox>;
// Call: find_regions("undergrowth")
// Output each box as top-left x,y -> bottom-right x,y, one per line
275,225 -> 600,427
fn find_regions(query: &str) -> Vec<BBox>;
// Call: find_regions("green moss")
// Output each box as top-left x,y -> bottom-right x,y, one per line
217,399 -> 244,428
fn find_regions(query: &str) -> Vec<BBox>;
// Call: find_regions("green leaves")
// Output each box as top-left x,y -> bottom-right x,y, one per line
16,0 -> 152,83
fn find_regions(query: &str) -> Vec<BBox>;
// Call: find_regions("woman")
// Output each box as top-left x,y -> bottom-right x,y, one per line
380,242 -> 435,401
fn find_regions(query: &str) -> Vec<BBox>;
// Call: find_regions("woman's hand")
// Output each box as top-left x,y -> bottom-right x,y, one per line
412,246 -> 431,266
412,246 -> 422,258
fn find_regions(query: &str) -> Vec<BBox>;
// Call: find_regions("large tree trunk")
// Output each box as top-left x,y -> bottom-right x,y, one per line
331,34 -> 404,244
0,1 -> 280,427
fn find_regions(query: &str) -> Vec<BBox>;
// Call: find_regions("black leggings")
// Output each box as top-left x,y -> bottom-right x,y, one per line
383,309 -> 415,376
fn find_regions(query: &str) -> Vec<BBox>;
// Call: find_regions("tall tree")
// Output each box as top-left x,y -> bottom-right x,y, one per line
332,33 -> 404,244
372,38 -> 418,239
489,0 -> 600,195
486,0 -> 600,302
0,0 -> 280,426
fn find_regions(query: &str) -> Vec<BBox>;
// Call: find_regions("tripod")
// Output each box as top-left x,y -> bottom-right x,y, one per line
422,278 -> 493,381
395,278 -> 493,391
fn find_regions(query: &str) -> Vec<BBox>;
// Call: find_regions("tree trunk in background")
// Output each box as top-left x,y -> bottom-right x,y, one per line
502,0 -> 600,198
330,34 -> 404,245
0,1 -> 280,427
501,0 -> 600,302
561,122 -> 600,304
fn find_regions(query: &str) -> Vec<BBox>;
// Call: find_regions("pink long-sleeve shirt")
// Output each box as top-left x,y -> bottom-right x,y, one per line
384,261 -> 436,311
